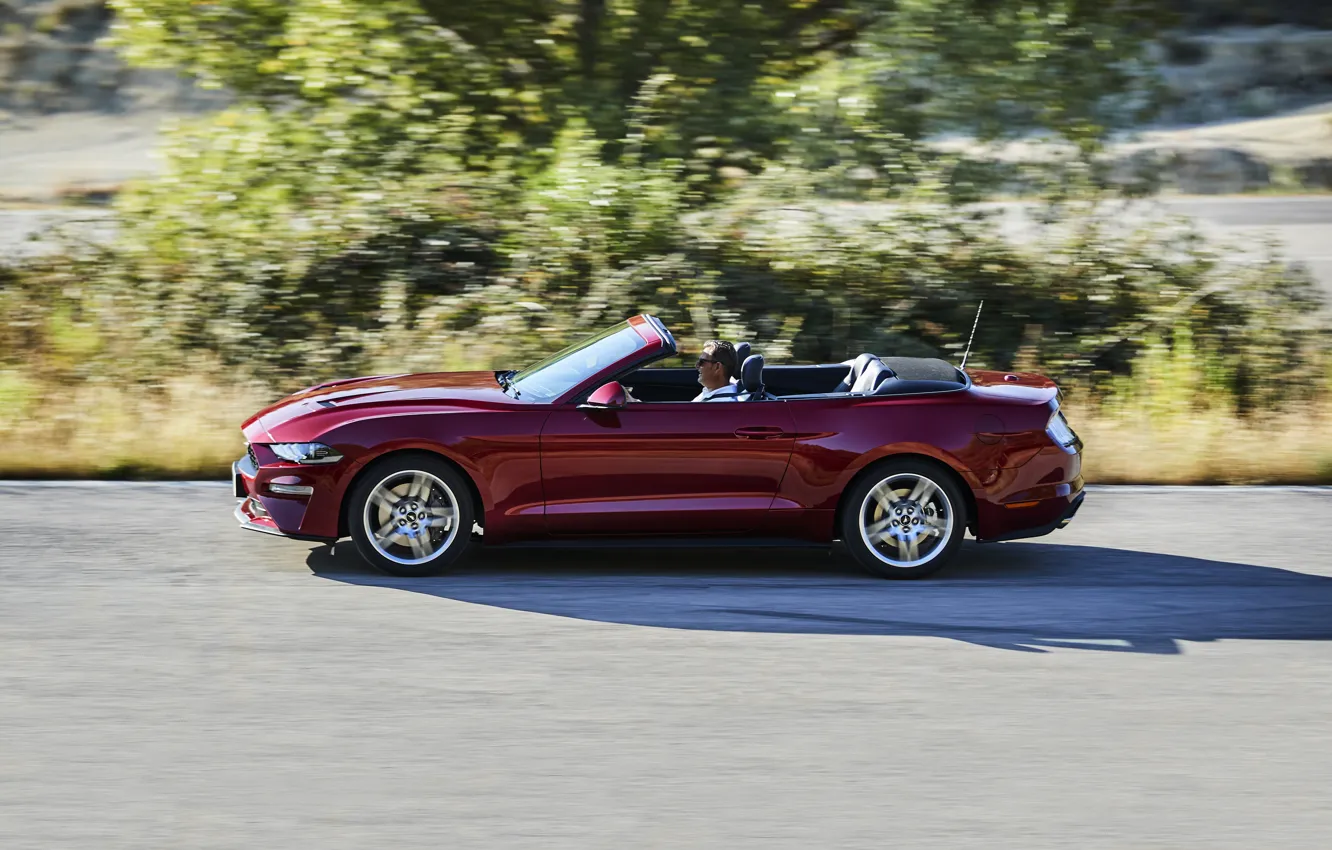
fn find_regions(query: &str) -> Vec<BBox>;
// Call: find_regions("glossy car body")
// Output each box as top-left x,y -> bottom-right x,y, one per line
234,314 -> 1084,555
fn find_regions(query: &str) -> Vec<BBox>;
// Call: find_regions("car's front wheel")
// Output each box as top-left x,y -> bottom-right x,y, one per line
840,459 -> 967,579
347,455 -> 475,577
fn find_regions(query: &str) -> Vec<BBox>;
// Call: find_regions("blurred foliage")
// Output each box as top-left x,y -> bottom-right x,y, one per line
685,182 -> 1329,413
0,0 -> 1327,420
108,0 -> 1164,171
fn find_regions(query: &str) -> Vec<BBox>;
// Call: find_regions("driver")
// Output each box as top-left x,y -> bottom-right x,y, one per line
693,340 -> 740,402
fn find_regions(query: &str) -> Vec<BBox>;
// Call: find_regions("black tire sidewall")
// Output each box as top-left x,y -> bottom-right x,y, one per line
348,455 -> 475,577
840,459 -> 967,579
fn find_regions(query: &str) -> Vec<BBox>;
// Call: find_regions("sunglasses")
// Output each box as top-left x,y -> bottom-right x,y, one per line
696,357 -> 720,367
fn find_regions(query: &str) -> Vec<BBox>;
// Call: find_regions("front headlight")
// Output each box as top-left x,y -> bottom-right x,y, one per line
268,442 -> 343,464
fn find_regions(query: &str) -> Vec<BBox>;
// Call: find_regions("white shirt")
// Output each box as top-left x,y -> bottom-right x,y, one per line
693,384 -> 740,402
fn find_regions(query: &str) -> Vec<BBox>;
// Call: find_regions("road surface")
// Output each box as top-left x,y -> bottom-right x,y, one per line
2,483 -> 1331,849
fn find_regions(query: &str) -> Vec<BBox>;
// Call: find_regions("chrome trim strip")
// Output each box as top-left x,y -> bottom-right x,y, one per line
268,483 -> 314,496
645,314 -> 677,353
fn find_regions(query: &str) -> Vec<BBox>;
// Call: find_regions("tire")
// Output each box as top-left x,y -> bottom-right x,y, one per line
347,454 -> 475,577
839,459 -> 968,579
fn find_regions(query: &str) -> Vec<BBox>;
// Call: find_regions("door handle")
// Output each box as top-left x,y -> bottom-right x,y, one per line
734,426 -> 790,439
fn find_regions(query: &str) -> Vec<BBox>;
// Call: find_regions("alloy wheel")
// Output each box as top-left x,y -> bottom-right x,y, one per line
362,469 -> 461,566
857,472 -> 955,569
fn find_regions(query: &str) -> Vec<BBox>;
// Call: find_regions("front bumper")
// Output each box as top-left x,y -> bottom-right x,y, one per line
233,455 -> 255,498
235,492 -> 287,537
232,452 -> 340,542
234,455 -> 286,536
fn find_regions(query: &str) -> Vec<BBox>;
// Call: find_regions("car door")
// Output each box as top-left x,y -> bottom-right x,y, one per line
539,399 -> 798,536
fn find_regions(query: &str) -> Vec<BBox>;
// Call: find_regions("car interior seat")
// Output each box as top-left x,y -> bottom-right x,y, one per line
731,342 -> 751,387
737,354 -> 777,401
835,353 -> 878,393
850,358 -> 894,394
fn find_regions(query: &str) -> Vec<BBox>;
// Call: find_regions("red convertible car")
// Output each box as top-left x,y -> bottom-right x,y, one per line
234,314 -> 1083,578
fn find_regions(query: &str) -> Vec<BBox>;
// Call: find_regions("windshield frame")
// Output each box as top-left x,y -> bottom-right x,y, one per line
507,317 -> 664,404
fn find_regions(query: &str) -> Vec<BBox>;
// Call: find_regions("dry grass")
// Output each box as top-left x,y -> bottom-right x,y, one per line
1072,402 -> 1332,485
2,371 -> 1330,483
0,373 -> 269,479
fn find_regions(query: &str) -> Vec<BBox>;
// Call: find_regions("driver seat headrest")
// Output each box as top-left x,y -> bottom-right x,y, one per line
734,342 -> 751,366
740,354 -> 765,394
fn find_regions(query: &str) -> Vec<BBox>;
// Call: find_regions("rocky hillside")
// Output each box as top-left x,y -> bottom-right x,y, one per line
0,0 -> 217,115
4,0 -> 1331,122
1166,0 -> 1332,30
1154,28 -> 1332,125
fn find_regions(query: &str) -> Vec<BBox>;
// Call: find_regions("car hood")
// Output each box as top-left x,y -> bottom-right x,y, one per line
241,371 -> 514,443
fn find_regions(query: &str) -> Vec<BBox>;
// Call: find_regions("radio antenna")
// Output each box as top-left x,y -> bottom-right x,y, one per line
960,300 -> 984,370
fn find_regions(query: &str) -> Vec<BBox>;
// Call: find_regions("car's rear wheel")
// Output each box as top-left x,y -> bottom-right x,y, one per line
348,455 -> 474,577
840,459 -> 967,579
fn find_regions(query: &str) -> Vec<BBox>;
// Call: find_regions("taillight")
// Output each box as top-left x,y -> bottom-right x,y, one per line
1046,406 -> 1080,454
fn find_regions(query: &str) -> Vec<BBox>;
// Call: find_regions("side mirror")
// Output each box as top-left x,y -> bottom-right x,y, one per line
579,381 -> 627,410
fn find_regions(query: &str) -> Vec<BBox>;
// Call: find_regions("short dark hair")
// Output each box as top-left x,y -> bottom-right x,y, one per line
703,340 -> 739,380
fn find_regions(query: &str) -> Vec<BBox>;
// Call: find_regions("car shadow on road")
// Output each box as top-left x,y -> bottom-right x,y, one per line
306,540 -> 1332,654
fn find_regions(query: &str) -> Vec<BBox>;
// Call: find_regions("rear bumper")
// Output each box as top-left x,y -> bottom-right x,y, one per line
980,488 -> 1085,543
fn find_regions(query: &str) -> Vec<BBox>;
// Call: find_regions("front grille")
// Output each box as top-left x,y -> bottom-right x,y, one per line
247,443 -> 259,468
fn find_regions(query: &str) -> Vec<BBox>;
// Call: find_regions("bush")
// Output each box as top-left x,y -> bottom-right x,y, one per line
6,136 -> 1326,416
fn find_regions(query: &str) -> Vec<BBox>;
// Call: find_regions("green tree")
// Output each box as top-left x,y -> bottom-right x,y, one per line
111,0 -> 1166,177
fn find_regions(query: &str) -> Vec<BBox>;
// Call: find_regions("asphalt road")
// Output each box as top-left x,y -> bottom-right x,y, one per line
3,483 -> 1332,849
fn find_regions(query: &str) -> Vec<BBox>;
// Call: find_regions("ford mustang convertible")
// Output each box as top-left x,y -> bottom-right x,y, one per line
233,314 -> 1084,578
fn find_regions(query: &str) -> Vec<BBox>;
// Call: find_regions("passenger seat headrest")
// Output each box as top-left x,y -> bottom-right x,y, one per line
837,352 -> 879,393
851,359 -> 892,393
740,354 -> 765,393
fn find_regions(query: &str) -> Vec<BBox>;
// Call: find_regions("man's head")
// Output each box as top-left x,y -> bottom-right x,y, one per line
696,340 -> 739,391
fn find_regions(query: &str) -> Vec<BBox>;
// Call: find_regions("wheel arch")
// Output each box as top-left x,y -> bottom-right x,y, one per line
337,448 -> 485,539
833,452 -> 979,540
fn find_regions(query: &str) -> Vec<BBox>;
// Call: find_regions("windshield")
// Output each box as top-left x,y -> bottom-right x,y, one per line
509,321 -> 648,402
